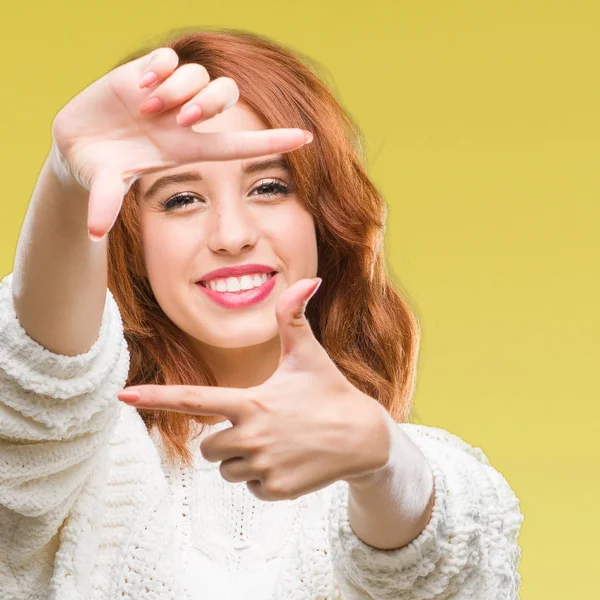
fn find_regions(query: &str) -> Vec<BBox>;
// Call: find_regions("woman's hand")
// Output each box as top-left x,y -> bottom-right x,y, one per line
50,47 -> 311,241
117,278 -> 394,502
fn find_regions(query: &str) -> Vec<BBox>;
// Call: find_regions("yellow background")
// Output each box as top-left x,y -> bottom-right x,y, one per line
1,1 -> 598,596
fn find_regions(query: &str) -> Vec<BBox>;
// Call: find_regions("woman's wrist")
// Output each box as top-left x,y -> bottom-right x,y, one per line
47,142 -> 89,198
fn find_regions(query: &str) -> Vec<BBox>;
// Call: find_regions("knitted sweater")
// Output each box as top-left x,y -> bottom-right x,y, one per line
0,271 -> 524,600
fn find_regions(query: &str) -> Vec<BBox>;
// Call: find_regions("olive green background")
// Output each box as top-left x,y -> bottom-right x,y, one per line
1,1 -> 598,597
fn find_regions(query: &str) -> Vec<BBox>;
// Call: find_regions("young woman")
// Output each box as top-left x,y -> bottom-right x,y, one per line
0,29 -> 524,600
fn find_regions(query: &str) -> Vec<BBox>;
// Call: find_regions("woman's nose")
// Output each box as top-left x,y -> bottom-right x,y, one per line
206,202 -> 260,255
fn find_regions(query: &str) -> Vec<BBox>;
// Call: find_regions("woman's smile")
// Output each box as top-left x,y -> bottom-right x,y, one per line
196,271 -> 278,308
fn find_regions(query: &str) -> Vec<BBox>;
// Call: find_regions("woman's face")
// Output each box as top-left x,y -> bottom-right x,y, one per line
136,102 -> 318,351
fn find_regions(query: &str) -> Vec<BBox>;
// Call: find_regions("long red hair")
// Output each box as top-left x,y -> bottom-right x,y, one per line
107,28 -> 420,467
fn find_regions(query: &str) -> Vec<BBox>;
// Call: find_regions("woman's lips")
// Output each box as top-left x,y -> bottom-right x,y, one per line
195,273 -> 278,309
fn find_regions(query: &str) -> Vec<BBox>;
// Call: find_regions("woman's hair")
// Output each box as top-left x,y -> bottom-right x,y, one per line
107,28 -> 420,467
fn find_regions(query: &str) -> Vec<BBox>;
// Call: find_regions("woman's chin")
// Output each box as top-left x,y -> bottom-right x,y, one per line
192,326 -> 279,350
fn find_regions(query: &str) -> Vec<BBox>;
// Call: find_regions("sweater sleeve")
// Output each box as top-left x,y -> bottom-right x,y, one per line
0,271 -> 129,573
327,423 -> 524,600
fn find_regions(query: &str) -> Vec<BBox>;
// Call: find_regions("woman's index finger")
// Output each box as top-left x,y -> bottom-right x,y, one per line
173,128 -> 312,163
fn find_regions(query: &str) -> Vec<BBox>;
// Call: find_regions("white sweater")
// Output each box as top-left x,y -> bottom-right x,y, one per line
0,271 -> 524,600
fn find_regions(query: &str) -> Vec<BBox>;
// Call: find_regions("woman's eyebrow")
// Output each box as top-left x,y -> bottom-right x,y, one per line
143,173 -> 202,201
142,156 -> 290,201
244,156 -> 289,175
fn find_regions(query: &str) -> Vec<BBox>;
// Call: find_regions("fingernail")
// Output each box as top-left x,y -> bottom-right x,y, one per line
139,70 -> 159,88
139,96 -> 164,115
301,278 -> 322,314
303,130 -> 314,144
118,390 -> 140,403
306,277 -> 322,301
223,93 -> 239,111
177,104 -> 203,125
88,230 -> 105,242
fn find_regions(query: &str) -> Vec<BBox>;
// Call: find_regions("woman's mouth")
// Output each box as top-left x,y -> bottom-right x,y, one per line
196,272 -> 278,309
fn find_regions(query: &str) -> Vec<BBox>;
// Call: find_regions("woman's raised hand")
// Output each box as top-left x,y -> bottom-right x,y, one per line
50,47 -> 311,241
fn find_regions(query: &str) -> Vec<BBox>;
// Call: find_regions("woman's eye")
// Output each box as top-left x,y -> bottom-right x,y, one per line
252,181 -> 291,198
161,193 -> 203,211
161,181 -> 291,212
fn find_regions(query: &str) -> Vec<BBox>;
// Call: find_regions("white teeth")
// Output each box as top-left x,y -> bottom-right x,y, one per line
225,277 -> 241,292
206,272 -> 273,293
239,275 -> 254,290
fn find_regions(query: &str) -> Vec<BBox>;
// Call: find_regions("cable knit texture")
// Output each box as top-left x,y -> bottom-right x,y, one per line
0,271 -> 524,599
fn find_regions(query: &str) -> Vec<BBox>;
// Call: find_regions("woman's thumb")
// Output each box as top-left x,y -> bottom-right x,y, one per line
87,170 -> 127,241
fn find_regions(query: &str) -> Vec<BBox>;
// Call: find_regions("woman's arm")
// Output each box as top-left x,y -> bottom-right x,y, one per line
12,146 -> 109,357
328,424 -> 525,600
346,424 -> 436,551
1,148 -> 129,594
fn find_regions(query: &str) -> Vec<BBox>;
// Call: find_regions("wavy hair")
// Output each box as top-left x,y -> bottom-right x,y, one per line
107,28 -> 420,467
